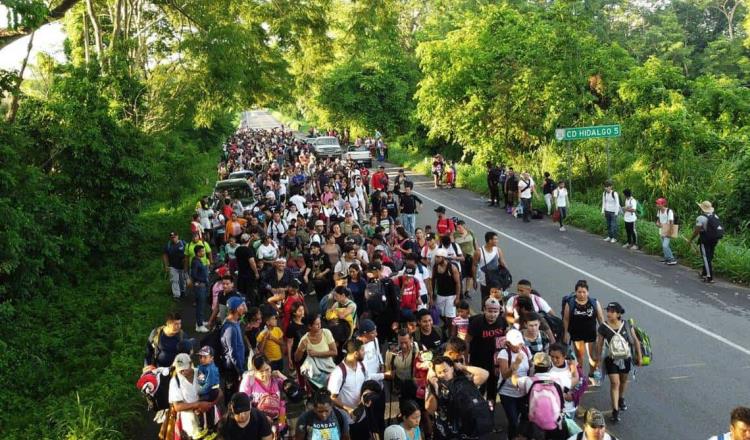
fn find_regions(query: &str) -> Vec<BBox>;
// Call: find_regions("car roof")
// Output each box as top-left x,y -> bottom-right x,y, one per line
215,178 -> 251,188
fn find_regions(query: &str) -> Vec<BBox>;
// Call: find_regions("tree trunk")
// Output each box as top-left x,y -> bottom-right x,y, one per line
6,31 -> 35,123
86,0 -> 105,70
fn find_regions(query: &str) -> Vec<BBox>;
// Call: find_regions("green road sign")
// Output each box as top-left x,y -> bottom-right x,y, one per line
555,124 -> 621,141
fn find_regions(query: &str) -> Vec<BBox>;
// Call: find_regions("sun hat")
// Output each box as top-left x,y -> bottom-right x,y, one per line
697,201 -> 714,214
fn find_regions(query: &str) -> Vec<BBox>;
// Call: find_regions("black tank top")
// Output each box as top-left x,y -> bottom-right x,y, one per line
433,263 -> 456,297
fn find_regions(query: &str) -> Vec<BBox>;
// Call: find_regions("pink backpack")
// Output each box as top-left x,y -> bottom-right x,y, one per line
527,377 -> 564,431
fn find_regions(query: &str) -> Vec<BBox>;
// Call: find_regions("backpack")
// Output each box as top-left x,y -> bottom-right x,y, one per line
541,312 -> 564,343
702,213 -> 724,242
449,374 -> 494,436
527,378 -> 564,431
603,321 -> 631,361
136,367 -> 173,412
200,323 -> 227,373
628,318 -> 652,366
332,361 -> 366,394
149,326 -> 185,366
561,293 -> 598,318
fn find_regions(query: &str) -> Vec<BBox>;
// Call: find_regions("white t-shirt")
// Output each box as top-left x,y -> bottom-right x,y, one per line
257,242 -> 279,261
623,197 -> 638,223
476,246 -> 499,287
327,361 -> 383,422
707,434 -> 731,440
505,294 -> 552,320
169,370 -> 200,437
549,363 -> 576,415
496,347 -> 530,398
554,188 -> 568,208
334,258 -> 356,277
519,178 -> 535,199
657,208 -> 674,225
362,339 -> 384,386
517,372 -> 565,394
289,194 -> 307,215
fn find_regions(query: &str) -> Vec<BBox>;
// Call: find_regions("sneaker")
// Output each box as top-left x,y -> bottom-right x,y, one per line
703,278 -> 715,284
619,398 -> 628,411
666,260 -> 677,265
195,325 -> 209,333
610,238 -> 618,243
603,236 -> 611,241
622,243 -> 631,248
610,409 -> 621,423
631,245 -> 639,251
659,259 -> 668,263
559,226 -> 566,232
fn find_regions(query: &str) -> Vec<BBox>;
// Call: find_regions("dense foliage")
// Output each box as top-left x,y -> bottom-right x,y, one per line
2,0 -> 750,436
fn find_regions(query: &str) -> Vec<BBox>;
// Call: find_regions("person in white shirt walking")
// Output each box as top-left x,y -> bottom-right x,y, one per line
553,181 -> 570,232
600,181 -> 620,243
708,406 -> 750,440
621,189 -> 638,250
655,198 -> 677,265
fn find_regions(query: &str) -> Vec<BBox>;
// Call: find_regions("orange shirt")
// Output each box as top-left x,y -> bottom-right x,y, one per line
225,218 -> 247,240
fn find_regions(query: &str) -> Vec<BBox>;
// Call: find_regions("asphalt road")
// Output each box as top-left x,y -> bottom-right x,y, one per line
242,109 -> 750,439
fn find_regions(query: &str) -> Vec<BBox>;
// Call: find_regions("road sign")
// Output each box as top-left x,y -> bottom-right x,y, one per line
556,124 -> 621,141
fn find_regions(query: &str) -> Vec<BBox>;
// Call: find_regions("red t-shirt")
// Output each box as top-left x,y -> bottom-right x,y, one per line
436,217 -> 455,236
398,277 -> 419,311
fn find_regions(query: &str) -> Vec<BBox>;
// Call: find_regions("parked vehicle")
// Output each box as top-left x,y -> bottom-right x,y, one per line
342,145 -> 373,168
228,170 -> 255,180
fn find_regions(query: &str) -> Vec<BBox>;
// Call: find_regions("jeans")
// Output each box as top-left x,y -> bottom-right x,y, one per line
500,394 -> 526,439
169,267 -> 186,298
605,211 -> 618,239
521,197 -> 532,222
544,193 -> 553,215
195,283 -> 208,326
401,213 -> 416,237
558,206 -> 568,227
661,236 -> 675,261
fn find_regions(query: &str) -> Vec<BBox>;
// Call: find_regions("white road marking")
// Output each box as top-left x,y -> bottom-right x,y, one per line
411,189 -> 750,357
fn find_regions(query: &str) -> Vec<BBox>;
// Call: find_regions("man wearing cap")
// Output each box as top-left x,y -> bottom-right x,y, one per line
221,296 -> 248,401
163,232 -> 187,299
568,408 -> 617,440
168,353 -> 217,439
688,201 -> 724,284
222,392 -> 273,439
357,319 -> 384,387
655,198 -> 677,265
310,219 -> 326,245
466,297 -> 507,410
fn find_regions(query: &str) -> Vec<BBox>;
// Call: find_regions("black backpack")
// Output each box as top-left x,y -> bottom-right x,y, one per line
450,375 -> 494,436
702,213 -> 724,242
200,323 -> 227,373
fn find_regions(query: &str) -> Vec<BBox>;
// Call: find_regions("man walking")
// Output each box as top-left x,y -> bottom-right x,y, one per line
487,162 -> 500,207
221,297 -> 248,402
163,232 -> 187,299
688,201 -> 724,284
518,172 -> 536,223
399,183 -> 422,237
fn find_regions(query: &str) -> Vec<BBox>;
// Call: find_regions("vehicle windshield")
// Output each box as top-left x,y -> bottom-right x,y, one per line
348,145 -> 367,152
214,183 -> 255,205
316,137 -> 339,146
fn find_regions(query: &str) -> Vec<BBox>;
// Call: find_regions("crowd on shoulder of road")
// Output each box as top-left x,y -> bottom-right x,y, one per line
484,162 -> 726,284
141,125 -> 738,440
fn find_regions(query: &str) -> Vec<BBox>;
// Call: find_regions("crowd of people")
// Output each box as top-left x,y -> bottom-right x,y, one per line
484,164 -> 725,284
141,126 -> 734,440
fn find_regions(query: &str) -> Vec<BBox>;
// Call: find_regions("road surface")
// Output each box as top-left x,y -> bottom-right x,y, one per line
243,109 -> 750,439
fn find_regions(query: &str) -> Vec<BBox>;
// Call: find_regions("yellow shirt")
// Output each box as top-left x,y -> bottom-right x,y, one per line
257,327 -> 284,361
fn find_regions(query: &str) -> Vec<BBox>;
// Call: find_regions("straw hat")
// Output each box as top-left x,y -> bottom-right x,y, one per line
697,201 -> 714,214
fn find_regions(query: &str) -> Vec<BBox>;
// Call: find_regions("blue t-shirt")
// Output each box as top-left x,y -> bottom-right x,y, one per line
196,362 -> 220,397
295,408 -> 349,440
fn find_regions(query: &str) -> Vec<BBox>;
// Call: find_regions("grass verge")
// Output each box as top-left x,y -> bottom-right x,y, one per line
0,150 -> 219,439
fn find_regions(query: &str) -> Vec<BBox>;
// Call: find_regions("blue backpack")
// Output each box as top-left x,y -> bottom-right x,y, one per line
561,293 -> 598,317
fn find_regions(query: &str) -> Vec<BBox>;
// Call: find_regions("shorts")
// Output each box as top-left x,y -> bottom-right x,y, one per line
461,255 -> 473,279
435,295 -> 457,318
603,357 -> 632,375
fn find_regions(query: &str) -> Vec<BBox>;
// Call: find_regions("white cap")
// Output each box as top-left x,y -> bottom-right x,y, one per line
383,425 -> 407,440
506,329 -> 524,347
434,248 -> 448,258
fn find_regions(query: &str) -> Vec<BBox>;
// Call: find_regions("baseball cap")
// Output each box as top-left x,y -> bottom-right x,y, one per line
198,346 -> 214,357
240,233 -> 251,242
383,425 -> 408,440
315,220 -> 325,226
227,296 -> 245,312
434,206 -> 446,214
484,297 -> 501,310
172,353 -> 192,371
506,329 -> 524,347
169,232 -> 177,237
532,352 -> 552,369
230,392 -> 252,413
359,319 -> 376,333
584,408 -> 606,428
367,262 -> 382,272
655,197 -> 667,206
